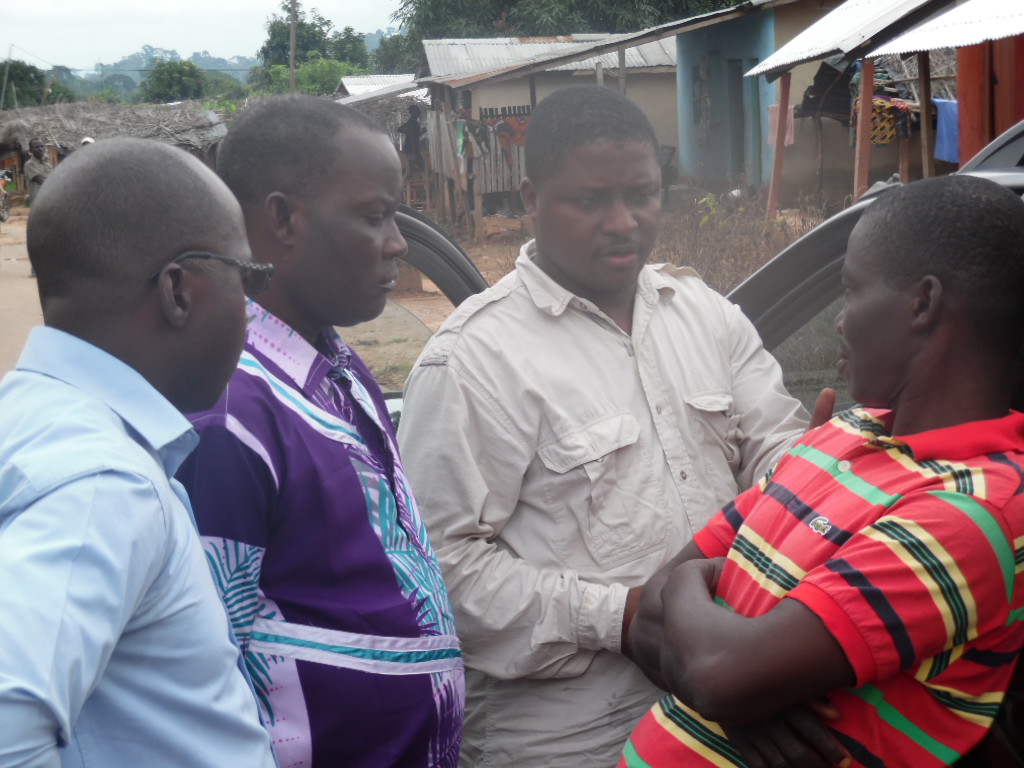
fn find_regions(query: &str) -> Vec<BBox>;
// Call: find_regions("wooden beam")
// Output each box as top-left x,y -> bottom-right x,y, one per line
854,58 -> 874,200
918,51 -> 935,179
766,71 -> 790,219
958,42 -> 993,165
618,49 -> 627,92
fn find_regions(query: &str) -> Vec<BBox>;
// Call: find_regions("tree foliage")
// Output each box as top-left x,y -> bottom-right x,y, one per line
372,34 -> 421,75
395,0 -> 737,40
0,60 -> 76,109
141,60 -> 206,103
257,2 -> 369,68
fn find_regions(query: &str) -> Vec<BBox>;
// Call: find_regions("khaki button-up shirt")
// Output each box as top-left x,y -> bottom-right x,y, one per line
399,242 -> 809,766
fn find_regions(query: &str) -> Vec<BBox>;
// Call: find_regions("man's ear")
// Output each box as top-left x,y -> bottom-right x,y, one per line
156,263 -> 192,330
520,177 -> 539,218
910,275 -> 943,332
265,191 -> 299,246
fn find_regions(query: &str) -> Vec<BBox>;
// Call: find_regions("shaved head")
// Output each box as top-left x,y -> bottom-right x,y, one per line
28,137 -> 244,307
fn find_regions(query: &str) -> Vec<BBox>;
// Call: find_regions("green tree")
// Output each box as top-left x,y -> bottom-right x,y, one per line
0,60 -> 78,108
371,34 -> 420,74
202,70 -> 248,100
101,74 -> 139,102
141,59 -> 206,102
257,2 -> 334,66
395,0 -> 737,40
329,26 -> 369,68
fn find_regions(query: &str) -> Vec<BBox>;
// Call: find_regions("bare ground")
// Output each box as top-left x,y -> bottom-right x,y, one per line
0,208 -> 40,376
0,208 -> 519,380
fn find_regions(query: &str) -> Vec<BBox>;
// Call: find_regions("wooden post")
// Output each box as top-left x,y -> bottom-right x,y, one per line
854,58 -> 874,199
766,71 -> 791,219
899,136 -> 911,183
289,0 -> 297,94
618,49 -> 627,93
529,75 -> 537,107
596,61 -> 604,87
918,51 -> 935,178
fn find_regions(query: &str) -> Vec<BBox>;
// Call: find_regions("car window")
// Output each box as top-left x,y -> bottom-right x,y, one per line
343,258 -> 451,427
769,295 -> 852,414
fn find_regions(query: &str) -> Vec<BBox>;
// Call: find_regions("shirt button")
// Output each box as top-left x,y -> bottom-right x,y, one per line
679,470 -> 687,480
656,405 -> 663,414
837,460 -> 852,472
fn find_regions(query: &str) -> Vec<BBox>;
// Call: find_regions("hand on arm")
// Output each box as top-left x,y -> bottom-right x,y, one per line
623,540 -> 706,687
657,559 -> 855,725
722,700 -> 851,768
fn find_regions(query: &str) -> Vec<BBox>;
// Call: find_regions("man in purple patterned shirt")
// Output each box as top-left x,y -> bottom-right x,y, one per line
177,95 -> 464,768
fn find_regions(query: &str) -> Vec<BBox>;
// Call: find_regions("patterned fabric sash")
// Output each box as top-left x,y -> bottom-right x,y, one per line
248,617 -> 463,676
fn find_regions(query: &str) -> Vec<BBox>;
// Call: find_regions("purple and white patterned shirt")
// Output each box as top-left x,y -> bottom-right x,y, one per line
178,302 -> 464,768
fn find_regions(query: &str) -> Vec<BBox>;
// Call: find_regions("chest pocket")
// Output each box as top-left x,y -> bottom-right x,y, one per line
537,414 -> 668,570
685,390 -> 743,480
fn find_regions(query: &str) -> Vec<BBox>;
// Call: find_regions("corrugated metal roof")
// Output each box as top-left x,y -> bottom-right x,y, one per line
346,0 -> 799,102
339,74 -> 416,97
870,0 -> 1024,56
423,35 -> 675,78
746,0 -> 957,79
335,79 -> 428,106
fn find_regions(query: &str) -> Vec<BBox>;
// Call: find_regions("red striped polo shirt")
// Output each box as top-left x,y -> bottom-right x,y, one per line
622,407 -> 1024,768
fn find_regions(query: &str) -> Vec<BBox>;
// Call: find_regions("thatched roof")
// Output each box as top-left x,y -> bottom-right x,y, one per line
0,101 -> 229,155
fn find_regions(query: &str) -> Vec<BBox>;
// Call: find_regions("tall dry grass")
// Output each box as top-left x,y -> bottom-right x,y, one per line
653,189 -> 826,294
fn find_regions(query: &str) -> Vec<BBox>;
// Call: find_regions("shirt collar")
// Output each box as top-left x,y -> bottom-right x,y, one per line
515,239 -> 696,316
862,407 -> 1024,461
244,300 -> 348,397
15,326 -> 198,476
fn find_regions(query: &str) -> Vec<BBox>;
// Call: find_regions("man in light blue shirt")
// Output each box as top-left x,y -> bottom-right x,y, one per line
0,137 -> 277,767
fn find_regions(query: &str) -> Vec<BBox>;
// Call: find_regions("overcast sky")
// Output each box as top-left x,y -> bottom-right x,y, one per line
1,0 -> 403,74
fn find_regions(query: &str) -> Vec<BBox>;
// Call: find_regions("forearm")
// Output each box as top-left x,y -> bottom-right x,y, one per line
438,535 -> 629,679
659,561 -> 854,724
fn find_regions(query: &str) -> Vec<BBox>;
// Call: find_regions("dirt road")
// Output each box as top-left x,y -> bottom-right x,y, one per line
0,208 -> 505,384
0,208 -> 40,376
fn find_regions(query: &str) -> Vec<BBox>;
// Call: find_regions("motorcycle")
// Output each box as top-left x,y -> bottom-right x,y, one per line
0,169 -> 12,223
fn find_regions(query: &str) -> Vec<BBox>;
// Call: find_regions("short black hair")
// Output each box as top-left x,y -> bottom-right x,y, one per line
524,86 -> 659,188
27,137 -> 235,302
857,174 -> 1024,342
216,94 -> 383,207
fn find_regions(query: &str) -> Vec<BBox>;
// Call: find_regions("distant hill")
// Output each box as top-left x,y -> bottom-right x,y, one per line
95,45 -> 259,84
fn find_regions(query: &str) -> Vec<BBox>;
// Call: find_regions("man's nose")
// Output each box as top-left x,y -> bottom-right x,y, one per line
384,218 -> 408,260
603,197 -> 638,235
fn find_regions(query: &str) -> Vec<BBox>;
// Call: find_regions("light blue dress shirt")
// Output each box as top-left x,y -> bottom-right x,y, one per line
0,327 -> 276,768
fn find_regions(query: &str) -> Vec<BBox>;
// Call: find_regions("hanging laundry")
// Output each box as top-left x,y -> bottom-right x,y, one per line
933,99 -> 959,164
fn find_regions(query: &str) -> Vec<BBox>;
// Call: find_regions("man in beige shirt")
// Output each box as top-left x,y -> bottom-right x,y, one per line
399,86 -> 814,767
24,139 -> 53,203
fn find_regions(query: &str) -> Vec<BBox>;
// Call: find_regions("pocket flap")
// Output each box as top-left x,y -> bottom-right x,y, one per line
685,390 -> 734,414
537,414 -> 640,473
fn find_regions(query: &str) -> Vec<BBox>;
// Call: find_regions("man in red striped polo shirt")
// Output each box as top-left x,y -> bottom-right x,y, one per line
622,174 -> 1024,768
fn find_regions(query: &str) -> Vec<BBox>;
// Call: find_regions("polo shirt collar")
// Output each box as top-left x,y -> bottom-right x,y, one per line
245,300 -> 349,398
866,407 -> 1024,461
15,326 -> 198,476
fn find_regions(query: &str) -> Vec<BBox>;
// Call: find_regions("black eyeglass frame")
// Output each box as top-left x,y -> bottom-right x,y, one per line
149,251 -> 274,297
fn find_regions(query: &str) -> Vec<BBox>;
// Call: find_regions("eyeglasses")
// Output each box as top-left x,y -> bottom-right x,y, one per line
150,251 -> 274,297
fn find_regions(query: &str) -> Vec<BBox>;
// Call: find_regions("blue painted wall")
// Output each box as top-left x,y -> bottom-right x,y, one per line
676,11 -> 777,187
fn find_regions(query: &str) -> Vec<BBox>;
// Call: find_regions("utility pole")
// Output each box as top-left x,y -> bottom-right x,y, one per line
1,45 -> 13,111
289,0 -> 297,93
